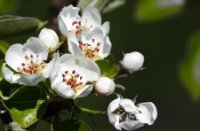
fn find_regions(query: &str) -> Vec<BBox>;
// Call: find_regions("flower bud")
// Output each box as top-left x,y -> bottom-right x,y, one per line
120,51 -> 144,73
39,28 -> 59,51
95,77 -> 115,96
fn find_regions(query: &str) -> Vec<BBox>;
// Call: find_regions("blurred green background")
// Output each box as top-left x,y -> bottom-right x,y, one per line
1,0 -> 200,131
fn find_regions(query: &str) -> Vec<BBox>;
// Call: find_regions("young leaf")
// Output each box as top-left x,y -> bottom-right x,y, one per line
135,0 -> 185,22
0,15 -> 47,38
0,41 -> 9,56
78,0 -> 125,13
1,86 -> 47,128
0,60 -> 4,81
96,56 -> 120,78
9,122 -> 27,131
179,32 -> 200,99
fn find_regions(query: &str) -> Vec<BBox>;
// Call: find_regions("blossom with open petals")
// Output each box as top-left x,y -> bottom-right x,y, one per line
50,53 -> 100,99
107,97 -> 157,131
2,37 -> 56,86
58,5 -> 111,61
58,5 -> 110,37
67,29 -> 111,61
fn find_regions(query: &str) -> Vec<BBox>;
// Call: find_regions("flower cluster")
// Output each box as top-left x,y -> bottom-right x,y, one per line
2,5 -> 157,131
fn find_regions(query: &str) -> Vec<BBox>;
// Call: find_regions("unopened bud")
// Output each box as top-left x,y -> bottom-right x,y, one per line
120,51 -> 144,73
95,77 -> 115,96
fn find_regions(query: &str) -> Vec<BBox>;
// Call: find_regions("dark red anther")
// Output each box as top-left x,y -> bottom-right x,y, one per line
21,63 -> 25,66
72,21 -> 77,25
92,39 -> 95,43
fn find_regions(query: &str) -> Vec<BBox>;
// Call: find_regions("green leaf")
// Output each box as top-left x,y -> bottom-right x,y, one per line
0,41 -> 9,55
179,32 -> 200,99
0,60 -> 4,82
96,56 -> 120,78
103,0 -> 125,13
9,122 -> 27,131
1,86 -> 47,128
135,0 -> 185,22
78,0 -> 125,13
52,119 -> 91,131
0,15 -> 47,38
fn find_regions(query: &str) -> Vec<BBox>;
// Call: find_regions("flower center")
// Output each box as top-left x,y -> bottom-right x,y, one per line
78,39 -> 101,61
113,107 -> 137,123
62,69 -> 84,93
17,54 -> 47,75
72,21 -> 82,36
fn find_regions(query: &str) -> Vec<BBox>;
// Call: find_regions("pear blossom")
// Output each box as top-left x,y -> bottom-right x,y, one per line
95,77 -> 115,96
120,51 -> 144,73
107,97 -> 157,131
58,4 -> 110,37
2,37 -> 56,86
58,5 -> 111,61
39,28 -> 60,51
67,29 -> 111,61
50,53 -> 100,99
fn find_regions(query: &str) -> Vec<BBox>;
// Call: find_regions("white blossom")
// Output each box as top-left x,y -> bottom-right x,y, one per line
107,97 -> 157,131
67,30 -> 111,61
120,51 -> 144,73
2,37 -> 56,86
58,5 -> 110,37
50,53 -> 100,99
58,5 -> 111,61
95,77 -> 115,96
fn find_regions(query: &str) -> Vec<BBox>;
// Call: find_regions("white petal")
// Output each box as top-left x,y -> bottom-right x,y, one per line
49,52 -> 60,81
5,44 -> 25,71
120,99 -> 137,114
58,15 -> 69,36
75,85 -> 93,98
82,6 -> 101,29
114,115 -> 122,130
59,54 -> 100,82
136,102 -> 158,125
58,5 -> 81,36
51,82 -> 75,99
39,28 -> 59,50
17,74 -> 45,86
24,37 -> 48,62
42,52 -> 59,78
102,36 -> 111,58
2,64 -> 21,84
101,21 -> 110,37
121,119 -> 143,131
107,97 -> 121,126
75,57 -> 100,81
67,33 -> 84,58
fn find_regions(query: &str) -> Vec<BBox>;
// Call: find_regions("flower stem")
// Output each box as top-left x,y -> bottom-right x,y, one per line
79,106 -> 106,115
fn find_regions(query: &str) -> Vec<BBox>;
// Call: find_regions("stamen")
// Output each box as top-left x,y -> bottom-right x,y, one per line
17,54 -> 47,75
62,69 -> 84,91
